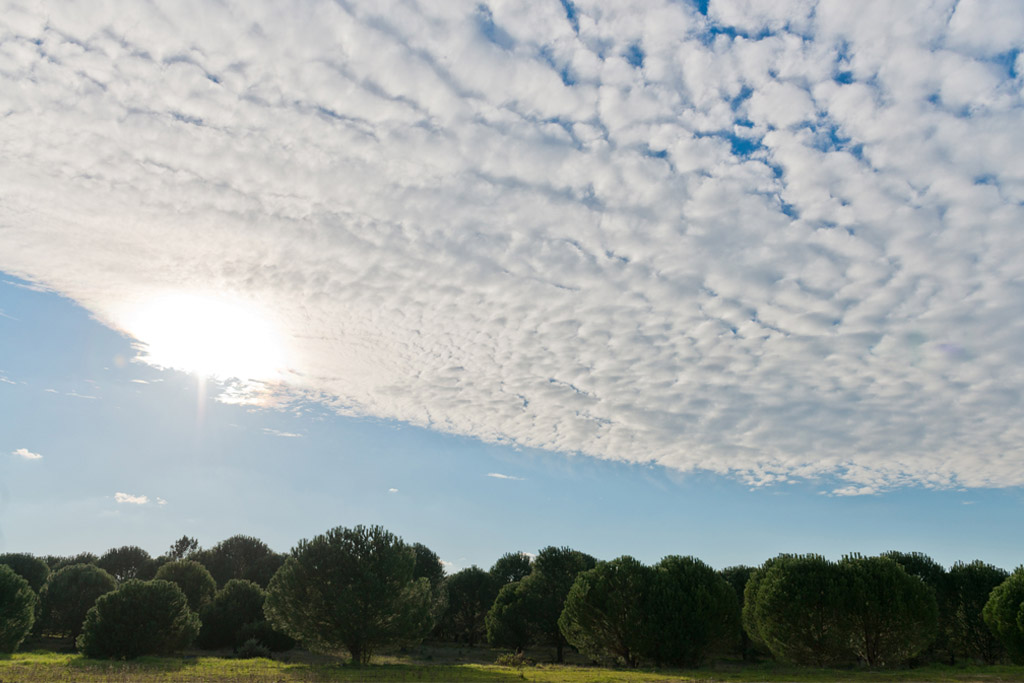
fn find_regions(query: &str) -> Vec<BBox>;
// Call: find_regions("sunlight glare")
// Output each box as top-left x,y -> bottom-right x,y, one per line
124,292 -> 286,381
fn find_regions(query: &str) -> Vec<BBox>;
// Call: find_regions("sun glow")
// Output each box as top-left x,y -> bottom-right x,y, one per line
124,292 -> 286,381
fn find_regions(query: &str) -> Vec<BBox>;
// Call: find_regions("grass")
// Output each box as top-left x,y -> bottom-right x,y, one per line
3,647 -> 1024,683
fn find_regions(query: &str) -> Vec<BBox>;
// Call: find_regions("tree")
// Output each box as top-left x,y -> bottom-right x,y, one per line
196,579 -> 267,650
882,550 -> 949,661
719,565 -> 760,660
558,556 -> 652,667
522,546 -> 597,662
264,525 -> 435,664
97,546 -> 155,583
194,535 -> 282,588
38,564 -> 117,639
442,566 -> 500,646
748,554 -> 850,666
491,552 -> 533,585
946,561 -> 1008,663
167,536 -> 200,561
0,565 -> 36,653
486,580 -> 534,652
77,579 -> 199,658
983,567 -> 1024,663
0,553 -> 50,593
840,554 -> 938,666
46,552 -> 98,572
154,560 -> 217,612
643,555 -> 739,667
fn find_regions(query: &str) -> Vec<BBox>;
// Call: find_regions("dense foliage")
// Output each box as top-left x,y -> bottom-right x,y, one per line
97,546 -> 156,583
194,535 -> 283,588
154,560 -> 217,612
440,566 -> 500,646
558,556 -> 651,667
196,579 -> 266,650
0,553 -> 50,593
77,579 -> 200,659
0,565 -> 36,653
38,563 -> 117,639
946,561 -> 1008,663
264,525 -> 435,664
983,567 -> 1024,664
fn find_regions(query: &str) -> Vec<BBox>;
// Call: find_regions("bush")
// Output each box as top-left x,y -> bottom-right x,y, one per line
235,637 -> 271,659
39,564 -> 117,639
236,620 -> 295,652
154,560 -> 217,612
983,567 -> 1024,663
196,579 -> 266,650
77,579 -> 200,658
0,565 -> 36,653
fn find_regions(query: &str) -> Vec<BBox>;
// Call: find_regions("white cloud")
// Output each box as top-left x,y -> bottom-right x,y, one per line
830,486 -> 878,497
114,492 -> 149,505
13,448 -> 42,460
156,497 -> 168,505
1,0 -> 1023,491
487,472 -> 524,481
388,488 -> 399,493
262,428 -> 303,438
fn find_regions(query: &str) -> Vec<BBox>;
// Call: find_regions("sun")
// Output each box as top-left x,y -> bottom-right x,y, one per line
123,292 -> 286,381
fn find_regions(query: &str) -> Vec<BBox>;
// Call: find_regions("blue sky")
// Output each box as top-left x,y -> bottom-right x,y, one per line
2,0 -> 1024,571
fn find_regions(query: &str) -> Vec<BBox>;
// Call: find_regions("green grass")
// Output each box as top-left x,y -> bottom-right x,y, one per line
3,650 -> 1024,683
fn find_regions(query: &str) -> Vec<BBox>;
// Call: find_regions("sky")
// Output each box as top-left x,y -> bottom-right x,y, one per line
1,0 -> 1023,572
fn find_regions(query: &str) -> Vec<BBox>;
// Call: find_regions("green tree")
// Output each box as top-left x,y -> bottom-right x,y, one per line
154,560 -> 217,612
77,579 -> 199,658
486,580 -> 534,652
264,525 -> 435,664
0,553 -> 50,593
167,536 -> 200,561
97,546 -> 156,583
558,556 -> 652,667
38,564 -> 117,639
882,550 -> 949,661
47,552 -> 98,572
196,579 -> 267,650
442,566 -> 500,646
983,567 -> 1024,663
748,554 -> 850,666
491,552 -> 533,585
643,555 -> 739,667
194,535 -> 282,588
0,565 -> 36,653
840,554 -> 938,666
946,561 -> 1008,663
522,546 -> 596,662
719,565 -> 760,660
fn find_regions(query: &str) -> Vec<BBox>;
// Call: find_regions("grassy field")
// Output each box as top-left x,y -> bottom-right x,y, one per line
3,647 -> 1024,683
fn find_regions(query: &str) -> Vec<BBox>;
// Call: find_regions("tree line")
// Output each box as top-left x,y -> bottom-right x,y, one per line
1,527 -> 1023,669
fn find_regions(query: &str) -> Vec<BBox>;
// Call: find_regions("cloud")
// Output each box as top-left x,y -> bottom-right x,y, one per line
156,497 -> 168,505
13,448 -> 42,460
388,488 -> 399,493
829,486 -> 878,497
114,492 -> 149,505
487,472 -> 524,481
262,428 -> 303,438
1,0 -> 1023,491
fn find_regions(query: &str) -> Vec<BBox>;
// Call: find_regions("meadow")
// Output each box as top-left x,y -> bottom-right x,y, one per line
3,645 -> 1024,683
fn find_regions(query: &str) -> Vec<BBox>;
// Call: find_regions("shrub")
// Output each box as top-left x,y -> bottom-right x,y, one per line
237,619 -> 296,652
154,560 -> 217,612
196,579 -> 266,650
983,567 -> 1024,663
39,564 -> 117,639
236,637 -> 271,659
0,565 -> 36,653
77,579 -> 199,658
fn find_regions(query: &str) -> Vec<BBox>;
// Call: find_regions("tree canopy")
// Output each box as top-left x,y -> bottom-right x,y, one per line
264,525 -> 435,664
154,560 -> 217,612
38,563 -> 117,639
97,546 -> 156,583
0,565 -> 36,653
983,567 -> 1024,664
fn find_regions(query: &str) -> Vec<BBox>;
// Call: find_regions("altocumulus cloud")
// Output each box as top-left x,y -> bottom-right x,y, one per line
1,0 -> 1023,492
